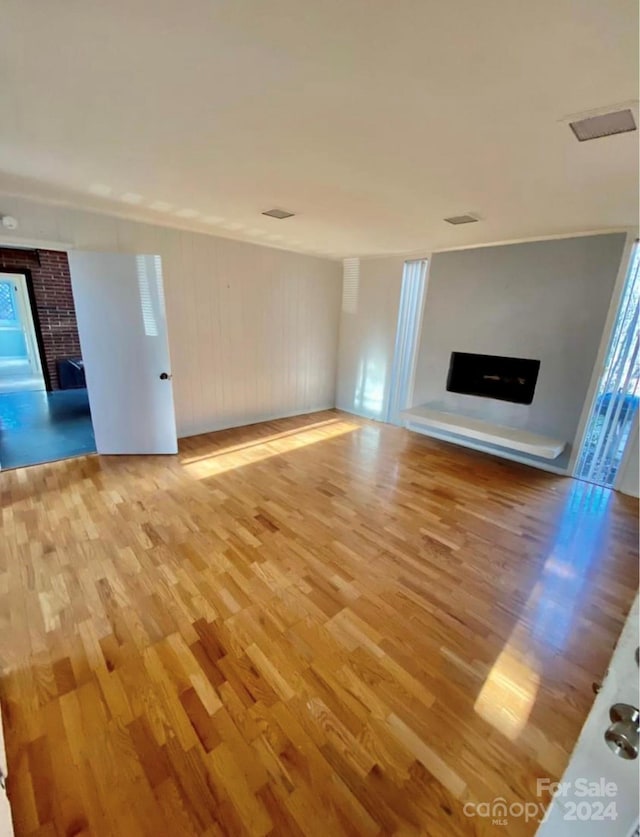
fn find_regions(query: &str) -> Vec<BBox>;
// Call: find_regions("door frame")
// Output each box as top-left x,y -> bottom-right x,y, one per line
0,269 -> 47,386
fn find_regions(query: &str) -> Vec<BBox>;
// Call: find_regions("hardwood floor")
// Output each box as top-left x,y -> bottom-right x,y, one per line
0,410 -> 637,836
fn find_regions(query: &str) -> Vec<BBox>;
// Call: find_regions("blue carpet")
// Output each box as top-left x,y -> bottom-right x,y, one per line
0,388 -> 96,469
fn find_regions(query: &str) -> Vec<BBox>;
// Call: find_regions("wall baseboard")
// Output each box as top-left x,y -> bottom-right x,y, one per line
177,403 -> 338,440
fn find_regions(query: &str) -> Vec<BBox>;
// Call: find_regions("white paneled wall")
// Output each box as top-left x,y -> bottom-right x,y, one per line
336,256 -> 405,420
0,196 -> 342,437
168,235 -> 341,436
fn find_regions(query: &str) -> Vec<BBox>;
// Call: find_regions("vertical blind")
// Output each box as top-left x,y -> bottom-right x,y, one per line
576,242 -> 640,486
387,259 -> 428,424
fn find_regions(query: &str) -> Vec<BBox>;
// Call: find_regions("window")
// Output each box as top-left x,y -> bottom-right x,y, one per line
0,280 -> 19,326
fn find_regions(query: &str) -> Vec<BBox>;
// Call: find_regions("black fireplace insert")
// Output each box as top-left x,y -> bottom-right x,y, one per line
446,352 -> 540,405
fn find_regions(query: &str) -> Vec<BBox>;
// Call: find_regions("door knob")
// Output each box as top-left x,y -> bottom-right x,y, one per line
605,704 -> 639,760
159,372 -> 172,380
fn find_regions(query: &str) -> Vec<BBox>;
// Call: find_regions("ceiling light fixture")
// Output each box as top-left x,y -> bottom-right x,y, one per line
444,214 -> 479,225
262,208 -> 295,219
569,108 -> 637,142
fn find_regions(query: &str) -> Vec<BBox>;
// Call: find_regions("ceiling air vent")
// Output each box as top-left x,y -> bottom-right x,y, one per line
444,214 -> 479,225
262,208 -> 295,219
569,109 -> 637,142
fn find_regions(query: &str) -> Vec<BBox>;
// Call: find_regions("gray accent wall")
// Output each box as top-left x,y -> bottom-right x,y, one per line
412,234 -> 626,450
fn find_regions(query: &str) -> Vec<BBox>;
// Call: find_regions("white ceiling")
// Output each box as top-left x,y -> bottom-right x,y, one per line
0,0 -> 638,258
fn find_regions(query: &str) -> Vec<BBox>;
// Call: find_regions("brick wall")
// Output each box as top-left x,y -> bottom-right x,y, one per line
0,248 -> 81,390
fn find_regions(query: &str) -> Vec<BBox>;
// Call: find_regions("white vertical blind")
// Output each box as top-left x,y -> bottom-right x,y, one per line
576,243 -> 640,486
387,259 -> 428,424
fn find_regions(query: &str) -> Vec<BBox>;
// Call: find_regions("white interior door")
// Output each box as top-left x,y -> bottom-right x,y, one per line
68,251 -> 178,455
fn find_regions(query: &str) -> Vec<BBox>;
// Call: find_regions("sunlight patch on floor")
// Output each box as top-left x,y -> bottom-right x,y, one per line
182,418 -> 359,479
180,418 -> 347,465
474,481 -> 612,741
474,640 -> 541,740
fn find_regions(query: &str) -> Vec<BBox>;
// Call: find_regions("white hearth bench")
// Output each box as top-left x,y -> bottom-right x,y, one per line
401,406 -> 566,461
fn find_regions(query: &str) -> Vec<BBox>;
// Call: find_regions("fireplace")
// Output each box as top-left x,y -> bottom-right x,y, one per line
446,352 -> 540,405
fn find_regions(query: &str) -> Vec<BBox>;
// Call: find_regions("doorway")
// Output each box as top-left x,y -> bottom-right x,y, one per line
575,241 -> 639,487
0,250 -> 96,470
0,273 -> 44,392
0,246 -> 178,468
